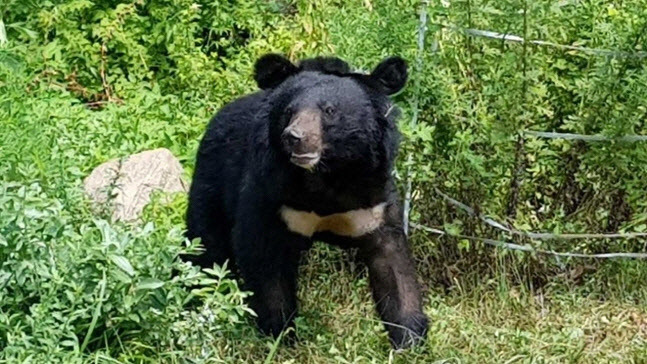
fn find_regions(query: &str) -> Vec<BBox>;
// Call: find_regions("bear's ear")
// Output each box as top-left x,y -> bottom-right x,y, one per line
254,54 -> 299,89
369,56 -> 408,95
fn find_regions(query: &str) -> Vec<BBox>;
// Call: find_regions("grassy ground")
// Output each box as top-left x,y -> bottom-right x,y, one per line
133,242 -> 647,363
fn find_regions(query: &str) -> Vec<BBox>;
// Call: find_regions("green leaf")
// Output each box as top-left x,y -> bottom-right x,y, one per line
109,254 -> 135,276
136,278 -> 165,290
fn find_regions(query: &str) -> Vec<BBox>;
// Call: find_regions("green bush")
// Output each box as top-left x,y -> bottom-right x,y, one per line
0,180 -> 253,362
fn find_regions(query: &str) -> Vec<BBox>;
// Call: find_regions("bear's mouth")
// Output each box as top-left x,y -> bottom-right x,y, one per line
290,152 -> 320,170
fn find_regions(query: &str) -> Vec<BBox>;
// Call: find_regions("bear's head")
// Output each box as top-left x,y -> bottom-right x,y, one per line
255,54 -> 407,174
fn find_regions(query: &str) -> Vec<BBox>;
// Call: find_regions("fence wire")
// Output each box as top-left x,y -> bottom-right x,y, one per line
0,19 -> 7,45
440,24 -> 647,59
524,130 -> 647,142
403,0 -> 430,236
407,190 -> 647,259
435,188 -> 647,240
409,222 -> 647,259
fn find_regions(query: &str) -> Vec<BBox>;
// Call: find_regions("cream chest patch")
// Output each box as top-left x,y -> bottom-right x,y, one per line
279,203 -> 386,238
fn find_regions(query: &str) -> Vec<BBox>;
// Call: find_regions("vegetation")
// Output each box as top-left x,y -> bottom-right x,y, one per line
2,0 -> 647,362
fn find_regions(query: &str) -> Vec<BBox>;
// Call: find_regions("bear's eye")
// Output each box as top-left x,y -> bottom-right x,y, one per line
284,106 -> 294,117
324,105 -> 336,116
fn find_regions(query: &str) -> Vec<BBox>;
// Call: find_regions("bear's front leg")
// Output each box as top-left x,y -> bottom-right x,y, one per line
231,203 -> 307,338
248,270 -> 299,337
360,204 -> 428,349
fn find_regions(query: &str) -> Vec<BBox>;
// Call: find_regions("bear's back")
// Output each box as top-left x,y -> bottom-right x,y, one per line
192,91 -> 270,214
202,91 -> 266,147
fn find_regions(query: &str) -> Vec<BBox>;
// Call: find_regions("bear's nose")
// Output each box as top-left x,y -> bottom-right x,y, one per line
281,128 -> 303,149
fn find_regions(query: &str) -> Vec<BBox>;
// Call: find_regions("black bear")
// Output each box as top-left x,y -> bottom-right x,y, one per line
185,54 -> 428,348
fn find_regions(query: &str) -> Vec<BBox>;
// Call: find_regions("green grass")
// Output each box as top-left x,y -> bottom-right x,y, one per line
141,242 -> 647,363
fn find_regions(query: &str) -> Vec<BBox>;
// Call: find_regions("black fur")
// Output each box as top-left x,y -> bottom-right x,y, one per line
185,54 -> 428,349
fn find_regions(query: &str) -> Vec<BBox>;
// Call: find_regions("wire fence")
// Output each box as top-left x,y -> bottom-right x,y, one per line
0,19 -> 7,46
441,21 -> 647,142
407,1 -> 647,259
524,130 -> 647,142
442,24 -> 647,59
410,189 -> 647,260
409,222 -> 647,259
403,0 -> 430,236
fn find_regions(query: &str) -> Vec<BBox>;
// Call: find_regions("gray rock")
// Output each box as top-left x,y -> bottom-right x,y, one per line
84,148 -> 188,222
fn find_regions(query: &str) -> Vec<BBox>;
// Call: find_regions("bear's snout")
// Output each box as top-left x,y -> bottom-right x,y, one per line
281,109 -> 323,169
281,128 -> 304,149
